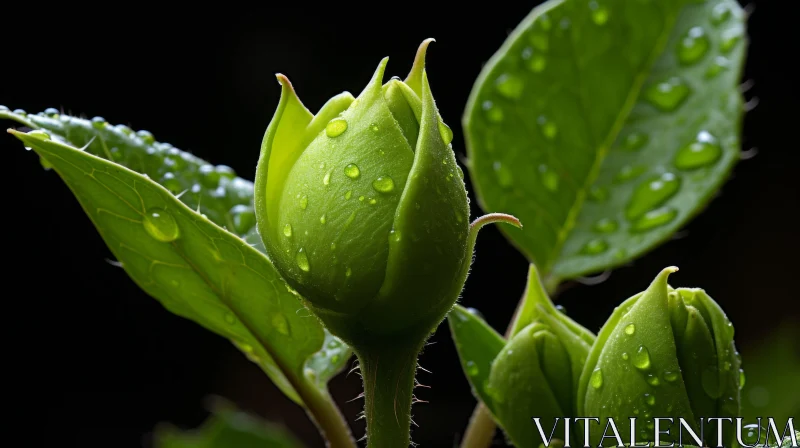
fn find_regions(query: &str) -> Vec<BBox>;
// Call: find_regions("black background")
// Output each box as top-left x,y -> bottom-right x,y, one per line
2,1 -> 798,447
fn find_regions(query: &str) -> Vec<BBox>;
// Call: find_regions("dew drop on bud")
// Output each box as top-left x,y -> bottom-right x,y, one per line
590,368 -> 604,389
633,345 -> 651,370
372,176 -> 395,193
344,163 -> 361,179
326,118 -> 348,137
296,248 -> 310,272
143,208 -> 180,243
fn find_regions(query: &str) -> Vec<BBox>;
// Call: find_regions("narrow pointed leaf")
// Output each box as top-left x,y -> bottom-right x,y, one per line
447,305 -> 506,415
464,0 -> 747,281
9,129 -> 342,406
2,110 -> 351,394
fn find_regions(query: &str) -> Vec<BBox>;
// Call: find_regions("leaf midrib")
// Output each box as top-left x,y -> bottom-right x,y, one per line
543,5 -> 683,278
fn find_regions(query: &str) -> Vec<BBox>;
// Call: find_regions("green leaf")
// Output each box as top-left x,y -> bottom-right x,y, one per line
9,129 -> 332,406
154,397 -> 303,448
447,305 -> 506,415
2,110 -> 352,397
463,0 -> 747,280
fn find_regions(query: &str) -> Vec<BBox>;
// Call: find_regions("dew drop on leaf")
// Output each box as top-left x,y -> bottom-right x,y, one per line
466,360 -> 479,377
283,223 -> 293,237
522,47 -> 547,73
482,100 -> 504,122
299,194 -> 308,210
326,118 -> 348,137
91,116 -> 106,129
199,164 -> 221,188
495,73 -> 524,99
633,345 -> 651,370
389,230 -> 401,243
739,369 -> 746,390
143,208 -> 180,243
711,3 -> 732,26
741,424 -> 762,446
439,121 -> 454,145
593,218 -> 618,233
613,165 -> 646,184
645,77 -> 691,111
581,238 -> 608,255
344,163 -> 361,179
645,393 -> 656,406
539,164 -> 559,191
664,370 -> 679,382
345,190 -> 352,200
372,176 -> 395,193
537,115 -> 558,140
296,248 -> 310,272
625,172 -> 681,221
630,207 -> 678,233
136,130 -> 155,145
493,161 -> 514,188
720,27 -> 743,53
675,131 -> 722,170
625,323 -> 636,335
0,105 -> 9,111
323,170 -> 332,186
591,368 -> 604,389
589,1 -> 609,25
271,313 -> 291,336
622,352 -> 630,361
646,374 -> 661,386
13,108 -> 26,116
320,214 -> 327,224
705,56 -> 730,79
370,122 -> 379,132
677,26 -> 710,65
345,266 -> 352,278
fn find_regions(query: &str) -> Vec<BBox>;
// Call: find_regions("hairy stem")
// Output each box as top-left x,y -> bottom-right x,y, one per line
458,271 -> 561,448
357,337 -> 427,448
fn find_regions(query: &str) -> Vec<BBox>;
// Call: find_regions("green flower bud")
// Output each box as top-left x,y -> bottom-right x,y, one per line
577,267 -> 742,447
486,265 -> 595,448
254,39 -> 484,343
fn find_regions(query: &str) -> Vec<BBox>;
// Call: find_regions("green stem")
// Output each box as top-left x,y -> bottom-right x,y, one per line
458,269 -> 562,448
295,380 -> 357,448
357,337 -> 426,448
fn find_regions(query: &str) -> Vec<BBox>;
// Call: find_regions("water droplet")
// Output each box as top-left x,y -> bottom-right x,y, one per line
589,1 -> 610,25
646,374 -> 661,386
521,47 -> 547,73
143,208 -> 180,242
495,73 -> 524,99
137,130 -> 155,145
581,238 -> 608,255
298,194 -> 308,210
272,313 -> 291,335
623,132 -> 649,151
625,172 -> 681,220
539,164 -> 559,191
331,354 -> 340,363
739,369 -> 746,390
359,195 -> 365,202
25,130 -> 51,149
633,345 -> 651,370
622,352 -> 630,361
645,77 -> 691,112
590,368 -> 604,389
677,26 -> 710,65
439,121 -> 454,145
344,163 -> 361,179
345,190 -> 352,200
327,339 -> 340,350
326,118 -> 348,137
720,27 -> 742,53
224,312 -> 236,324
323,170 -> 332,185
630,207 -> 678,232
613,165 -> 646,184
645,394 -> 656,406
283,223 -> 292,237
372,176 -> 395,193
555,304 -> 567,315
593,218 -> 618,233
319,214 -> 327,224
296,248 -> 310,272
368,198 -> 377,205
0,105 -> 8,111
664,371 -> 679,382
370,122 -> 379,132
230,204 -> 255,235
389,230 -> 401,243
625,323 -> 636,335
704,56 -> 730,79
482,100 -> 504,122
675,130 -> 722,170
12,109 -> 26,116
330,242 -> 336,251
723,361 -> 732,371
588,186 -> 609,202
702,366 -> 723,398
711,3 -> 732,25
538,116 -> 558,139
493,161 -> 513,188
345,267 -> 352,278
742,424 -> 762,446
91,116 -> 106,129
466,360 -> 479,376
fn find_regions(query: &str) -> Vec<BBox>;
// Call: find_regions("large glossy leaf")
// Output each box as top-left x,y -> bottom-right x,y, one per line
9,128 -> 338,407
2,109 -> 352,401
447,305 -> 506,415
154,397 -> 303,448
464,0 -> 747,281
